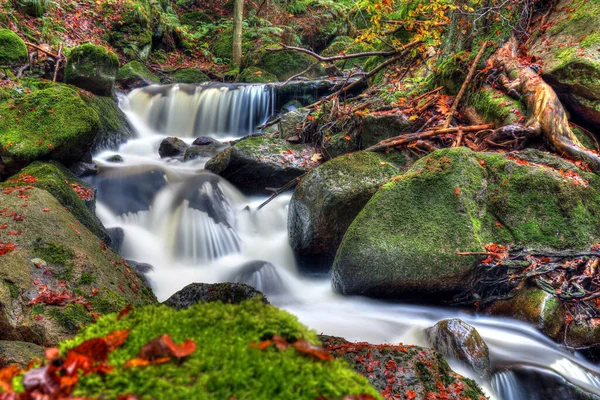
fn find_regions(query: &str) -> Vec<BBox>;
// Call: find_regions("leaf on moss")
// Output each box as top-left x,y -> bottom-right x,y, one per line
125,334 -> 196,368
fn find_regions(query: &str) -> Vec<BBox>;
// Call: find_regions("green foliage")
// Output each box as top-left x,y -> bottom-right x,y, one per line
58,300 -> 380,399
0,28 -> 28,65
13,0 -> 50,17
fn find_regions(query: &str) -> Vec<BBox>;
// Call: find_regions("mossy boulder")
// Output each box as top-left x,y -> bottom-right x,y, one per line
51,300 -> 380,399
2,161 -> 111,244
0,340 -> 44,368
280,108 -> 310,139
426,319 -> 490,379
0,29 -> 27,66
254,46 -> 323,81
530,0 -> 600,128
361,113 -> 412,149
0,187 -> 156,346
333,147 -> 600,299
238,67 -> 277,83
89,95 -> 133,152
180,11 -> 213,26
322,131 -> 361,159
164,283 -> 268,309
205,136 -> 319,194
467,86 -> 526,126
116,60 -> 160,89
288,152 -> 403,270
65,44 -> 119,96
171,68 -> 210,84
212,28 -> 254,61
320,335 -> 485,400
0,83 -> 100,175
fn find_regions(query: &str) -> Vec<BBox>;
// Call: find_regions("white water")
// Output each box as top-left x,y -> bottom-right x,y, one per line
91,84 -> 600,400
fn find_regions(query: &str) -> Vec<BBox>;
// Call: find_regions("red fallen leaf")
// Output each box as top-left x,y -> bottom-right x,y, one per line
124,357 -> 171,368
7,230 -> 21,235
117,304 -> 133,320
42,208 -> 50,212
272,334 -> 289,351
126,334 -> 196,368
0,241 -> 17,255
45,348 -> 60,360
104,329 -> 130,352
34,279 -> 40,285
70,224 -> 81,235
342,395 -> 376,400
0,364 -> 20,392
116,394 -> 143,400
454,188 -> 461,195
0,224 -> 7,229
13,214 -> 24,221
291,339 -> 334,361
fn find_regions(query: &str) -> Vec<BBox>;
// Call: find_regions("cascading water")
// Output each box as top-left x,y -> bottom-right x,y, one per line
91,83 -> 600,400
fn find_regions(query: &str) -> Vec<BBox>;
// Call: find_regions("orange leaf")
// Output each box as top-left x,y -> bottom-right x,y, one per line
454,188 -> 460,195
0,364 -> 20,392
117,304 -> 133,320
162,335 -> 197,359
104,330 -> 130,352
291,340 -> 334,361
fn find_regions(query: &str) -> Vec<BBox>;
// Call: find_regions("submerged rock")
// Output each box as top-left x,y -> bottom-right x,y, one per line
164,283 -> 268,309
0,341 -> 44,368
65,44 -> 119,96
320,335 -> 485,400
0,187 -> 155,346
159,137 -> 189,158
426,319 -> 490,378
288,152 -> 402,270
333,148 -> 600,299
205,136 -> 318,194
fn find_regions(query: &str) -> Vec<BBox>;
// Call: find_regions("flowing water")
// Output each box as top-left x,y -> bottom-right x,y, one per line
91,83 -> 600,399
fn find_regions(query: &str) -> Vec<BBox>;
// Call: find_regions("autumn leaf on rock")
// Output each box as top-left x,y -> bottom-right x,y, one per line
125,334 -> 196,367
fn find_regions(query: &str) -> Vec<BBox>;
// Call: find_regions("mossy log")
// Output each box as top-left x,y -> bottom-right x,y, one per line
489,37 -> 600,171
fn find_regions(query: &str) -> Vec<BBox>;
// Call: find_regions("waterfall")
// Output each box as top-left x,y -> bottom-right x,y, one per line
121,83 -> 275,138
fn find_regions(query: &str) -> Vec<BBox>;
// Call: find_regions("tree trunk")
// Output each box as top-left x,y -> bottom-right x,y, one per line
489,37 -> 600,171
232,0 -> 244,69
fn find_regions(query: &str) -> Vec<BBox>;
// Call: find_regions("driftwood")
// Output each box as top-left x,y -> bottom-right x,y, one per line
365,124 -> 494,152
489,37 -> 600,171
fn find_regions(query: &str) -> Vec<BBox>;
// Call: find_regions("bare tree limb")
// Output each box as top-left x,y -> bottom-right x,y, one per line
267,43 -> 404,63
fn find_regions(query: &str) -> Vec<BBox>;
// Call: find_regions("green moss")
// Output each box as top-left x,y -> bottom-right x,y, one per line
2,161 -> 109,243
0,83 -> 100,168
0,28 -> 28,65
56,300 -> 379,399
116,60 -> 160,84
65,44 -> 119,95
212,29 -> 253,61
581,32 -> 600,48
32,241 -> 74,281
171,68 -> 210,83
238,67 -> 277,83
31,304 -> 45,316
322,36 -> 371,69
255,46 -> 319,81
179,11 -> 212,26
47,303 -> 95,332
3,280 -> 20,299
87,288 -> 128,315
469,86 -> 526,126
79,273 -> 96,285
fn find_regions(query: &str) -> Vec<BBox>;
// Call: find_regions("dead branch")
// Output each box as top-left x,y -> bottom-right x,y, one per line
442,41 -> 489,128
53,43 -> 63,83
283,62 -> 320,84
268,43 -> 397,63
24,42 -> 58,58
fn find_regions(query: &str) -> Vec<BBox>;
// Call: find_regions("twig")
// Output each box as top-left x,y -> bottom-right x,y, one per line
24,42 -> 58,58
257,174 -> 306,210
365,124 -> 494,152
283,62 -> 320,84
442,41 -> 489,129
53,43 -> 63,82
453,128 -> 464,147
412,86 -> 444,103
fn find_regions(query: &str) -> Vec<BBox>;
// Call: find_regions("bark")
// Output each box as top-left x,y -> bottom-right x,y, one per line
489,37 -> 600,171
232,0 -> 244,69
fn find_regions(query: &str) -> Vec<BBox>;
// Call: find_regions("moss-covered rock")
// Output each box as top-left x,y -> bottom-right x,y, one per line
279,108 -> 310,139
52,300 -> 380,399
0,340 -> 44,368
0,82 -> 100,175
171,68 -> 210,84
116,60 -> 160,89
212,28 -> 254,61
288,152 -> 404,270
179,11 -> 213,26
333,148 -> 600,299
205,136 -> 318,194
254,46 -> 323,81
361,113 -> 412,149
164,283 -> 268,309
320,335 -> 485,400
89,95 -> 133,152
0,29 -> 27,66
322,131 -> 361,159
2,161 -> 110,244
0,187 -> 156,346
237,67 -> 277,83
530,0 -> 600,129
65,44 -> 119,96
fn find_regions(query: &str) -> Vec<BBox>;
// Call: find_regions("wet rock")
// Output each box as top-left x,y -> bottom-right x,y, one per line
426,319 -> 490,378
125,260 -> 154,290
193,137 -> 223,146
361,113 -> 411,149
107,227 -> 124,253
333,148 -> 600,299
69,161 -> 98,178
0,187 -> 156,346
164,283 -> 268,310
280,108 -> 310,139
288,152 -> 402,271
273,78 -> 367,109
116,60 -> 160,90
205,136 -> 318,194
183,146 -> 224,162
65,44 -> 118,96
105,154 -> 123,163
171,68 -> 211,84
320,335 -> 485,400
90,96 -> 133,152
0,341 -> 45,368
159,137 -> 189,158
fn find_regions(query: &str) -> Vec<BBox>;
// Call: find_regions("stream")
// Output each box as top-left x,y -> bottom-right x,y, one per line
89,83 -> 600,400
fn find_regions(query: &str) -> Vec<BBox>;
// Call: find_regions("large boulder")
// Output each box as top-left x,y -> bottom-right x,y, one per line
13,300 -> 379,399
2,161 -> 111,244
116,60 -> 160,89
0,29 -> 27,66
333,148 -> 600,299
0,187 -> 155,346
238,67 -> 277,84
320,335 -> 485,400
89,95 -> 133,152
253,46 -> 324,81
65,44 -> 119,96
164,283 -> 268,309
0,82 -> 100,175
530,0 -> 600,129
426,319 -> 490,378
171,68 -> 210,84
288,152 -> 403,270
205,136 -> 319,194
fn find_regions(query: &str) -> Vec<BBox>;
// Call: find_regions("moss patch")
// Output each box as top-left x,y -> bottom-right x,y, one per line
0,28 -> 28,65
57,300 -> 380,400
468,86 -> 526,126
116,60 -> 160,86
171,68 -> 210,83
65,44 -> 119,96
238,67 -> 277,83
